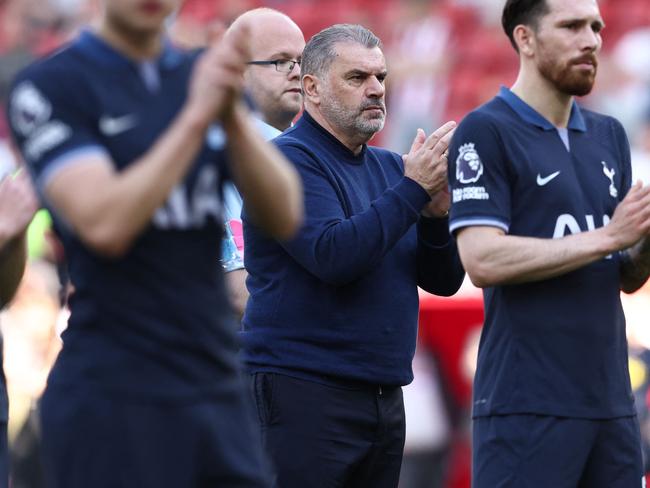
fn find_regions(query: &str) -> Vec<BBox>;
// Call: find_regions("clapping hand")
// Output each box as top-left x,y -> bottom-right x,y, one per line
403,122 -> 456,218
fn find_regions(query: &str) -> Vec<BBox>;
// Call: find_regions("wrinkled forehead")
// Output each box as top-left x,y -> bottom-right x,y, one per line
330,42 -> 386,74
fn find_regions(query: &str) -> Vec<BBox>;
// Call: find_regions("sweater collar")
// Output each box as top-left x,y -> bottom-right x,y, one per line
300,110 -> 368,163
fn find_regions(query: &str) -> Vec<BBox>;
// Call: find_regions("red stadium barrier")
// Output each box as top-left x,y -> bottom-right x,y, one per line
418,287 -> 483,488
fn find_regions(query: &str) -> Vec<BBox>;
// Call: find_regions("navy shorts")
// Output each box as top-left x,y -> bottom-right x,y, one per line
39,383 -> 272,488
473,414 -> 643,488
251,372 -> 405,488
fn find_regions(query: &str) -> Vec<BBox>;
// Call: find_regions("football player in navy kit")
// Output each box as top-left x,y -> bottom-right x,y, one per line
7,0 -> 302,487
448,0 -> 650,486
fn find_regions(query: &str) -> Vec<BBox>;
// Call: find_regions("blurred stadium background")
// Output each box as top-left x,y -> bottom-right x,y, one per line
0,0 -> 649,487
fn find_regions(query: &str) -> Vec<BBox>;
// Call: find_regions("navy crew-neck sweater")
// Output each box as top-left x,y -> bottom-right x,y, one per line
241,111 -> 464,386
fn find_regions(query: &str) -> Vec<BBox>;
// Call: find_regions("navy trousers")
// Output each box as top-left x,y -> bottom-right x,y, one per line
251,372 -> 406,488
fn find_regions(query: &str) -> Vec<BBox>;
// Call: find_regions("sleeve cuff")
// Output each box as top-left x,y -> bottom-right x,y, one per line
394,177 -> 431,214
418,215 -> 451,247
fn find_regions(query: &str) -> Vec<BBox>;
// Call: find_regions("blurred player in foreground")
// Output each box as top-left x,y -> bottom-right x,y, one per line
7,0 -> 302,486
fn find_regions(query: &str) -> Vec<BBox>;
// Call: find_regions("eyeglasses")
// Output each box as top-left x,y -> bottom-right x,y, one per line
247,59 -> 300,73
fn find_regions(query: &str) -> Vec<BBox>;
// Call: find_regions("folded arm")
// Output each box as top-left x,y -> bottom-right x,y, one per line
280,149 -> 429,285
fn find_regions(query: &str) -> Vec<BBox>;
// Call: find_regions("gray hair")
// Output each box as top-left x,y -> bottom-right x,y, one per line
301,24 -> 381,79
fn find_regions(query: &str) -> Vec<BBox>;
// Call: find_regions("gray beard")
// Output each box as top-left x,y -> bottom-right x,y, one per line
320,96 -> 385,138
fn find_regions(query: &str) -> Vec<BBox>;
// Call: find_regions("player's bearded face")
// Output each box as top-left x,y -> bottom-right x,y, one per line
536,40 -> 598,97
531,0 -> 603,99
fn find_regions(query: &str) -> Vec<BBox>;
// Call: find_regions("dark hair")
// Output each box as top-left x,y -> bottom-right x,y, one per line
301,24 -> 381,79
502,0 -> 550,51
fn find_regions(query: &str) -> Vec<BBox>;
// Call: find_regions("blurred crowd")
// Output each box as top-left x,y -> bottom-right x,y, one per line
2,0 -> 649,177
0,0 -> 649,487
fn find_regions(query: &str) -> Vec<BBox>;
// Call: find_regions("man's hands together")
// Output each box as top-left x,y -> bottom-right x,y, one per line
403,121 -> 456,218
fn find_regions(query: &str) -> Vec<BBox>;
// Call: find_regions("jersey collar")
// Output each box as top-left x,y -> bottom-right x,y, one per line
75,29 -> 184,70
497,86 -> 586,132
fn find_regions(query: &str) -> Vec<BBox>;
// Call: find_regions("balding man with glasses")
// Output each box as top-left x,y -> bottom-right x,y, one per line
221,9 -> 305,316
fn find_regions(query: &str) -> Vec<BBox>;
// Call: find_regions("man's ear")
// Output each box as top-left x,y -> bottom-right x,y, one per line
514,24 -> 536,58
302,74 -> 320,105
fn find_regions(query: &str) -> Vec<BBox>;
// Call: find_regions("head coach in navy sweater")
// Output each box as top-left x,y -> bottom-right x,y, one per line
241,23 -> 465,488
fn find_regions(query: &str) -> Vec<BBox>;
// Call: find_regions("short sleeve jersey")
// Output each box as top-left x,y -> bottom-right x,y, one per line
448,87 -> 634,419
8,31 -> 239,401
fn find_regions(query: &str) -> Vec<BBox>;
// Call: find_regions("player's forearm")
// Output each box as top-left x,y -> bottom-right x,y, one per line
111,105 -> 210,222
223,104 -> 303,241
458,227 -> 617,287
0,233 -> 27,307
620,237 -> 650,293
59,106 -> 210,256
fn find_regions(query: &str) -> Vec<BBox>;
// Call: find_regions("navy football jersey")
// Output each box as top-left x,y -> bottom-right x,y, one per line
449,87 -> 634,419
8,31 -> 239,400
